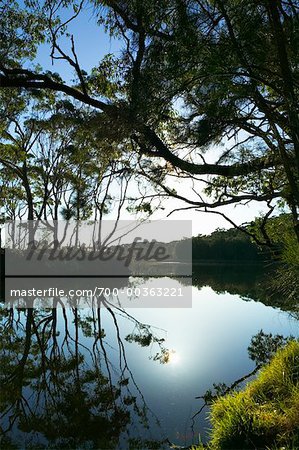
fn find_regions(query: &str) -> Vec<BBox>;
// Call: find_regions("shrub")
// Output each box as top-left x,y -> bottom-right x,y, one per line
208,341 -> 299,449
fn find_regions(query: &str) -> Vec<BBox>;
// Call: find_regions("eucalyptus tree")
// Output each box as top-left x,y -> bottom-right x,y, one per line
0,90 -> 143,228
0,0 -> 298,242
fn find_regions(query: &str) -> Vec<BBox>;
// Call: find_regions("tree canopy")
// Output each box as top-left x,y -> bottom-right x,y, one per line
0,0 -> 298,241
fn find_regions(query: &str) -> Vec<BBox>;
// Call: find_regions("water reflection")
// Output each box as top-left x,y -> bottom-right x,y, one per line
0,304 -> 168,449
191,263 -> 298,316
166,351 -> 180,365
0,265 -> 298,449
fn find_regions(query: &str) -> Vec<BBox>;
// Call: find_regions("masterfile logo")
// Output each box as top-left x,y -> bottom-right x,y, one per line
3,220 -> 192,308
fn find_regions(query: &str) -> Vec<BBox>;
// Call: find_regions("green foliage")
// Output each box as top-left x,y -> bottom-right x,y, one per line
207,341 -> 299,450
0,91 -> 127,221
195,331 -> 293,411
191,217 -> 299,304
0,0 -> 46,63
250,214 -> 299,302
1,0 -> 299,250
248,331 -> 293,366
88,53 -> 125,100
191,227 -> 266,262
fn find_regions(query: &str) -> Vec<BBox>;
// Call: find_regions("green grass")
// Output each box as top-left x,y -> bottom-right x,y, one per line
195,341 -> 299,450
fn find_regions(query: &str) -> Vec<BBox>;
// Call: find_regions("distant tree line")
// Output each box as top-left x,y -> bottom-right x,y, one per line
193,228 -> 268,262
176,227 -> 273,263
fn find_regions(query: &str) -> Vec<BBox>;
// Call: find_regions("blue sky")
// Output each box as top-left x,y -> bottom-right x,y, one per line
32,3 -> 121,79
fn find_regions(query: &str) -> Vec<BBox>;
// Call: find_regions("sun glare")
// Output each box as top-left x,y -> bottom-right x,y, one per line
167,350 -> 180,365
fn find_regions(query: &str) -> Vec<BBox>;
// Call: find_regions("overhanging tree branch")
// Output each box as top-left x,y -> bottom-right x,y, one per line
0,67 -> 281,178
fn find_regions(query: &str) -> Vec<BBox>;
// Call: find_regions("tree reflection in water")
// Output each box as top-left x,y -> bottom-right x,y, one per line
0,295 -> 168,449
1,268 -> 297,449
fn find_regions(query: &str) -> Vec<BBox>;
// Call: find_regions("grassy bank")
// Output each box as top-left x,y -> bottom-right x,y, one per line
195,341 -> 299,450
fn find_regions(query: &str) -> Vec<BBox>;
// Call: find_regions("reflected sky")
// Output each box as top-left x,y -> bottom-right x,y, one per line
78,281 -> 298,446
1,276 -> 298,449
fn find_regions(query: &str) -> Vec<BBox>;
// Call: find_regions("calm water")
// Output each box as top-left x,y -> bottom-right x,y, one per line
0,266 -> 298,449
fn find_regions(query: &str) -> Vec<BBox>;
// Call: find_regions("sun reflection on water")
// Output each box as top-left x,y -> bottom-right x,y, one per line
166,350 -> 180,365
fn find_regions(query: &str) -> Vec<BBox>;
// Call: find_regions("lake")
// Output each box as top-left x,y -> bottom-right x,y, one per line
0,265 -> 298,449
